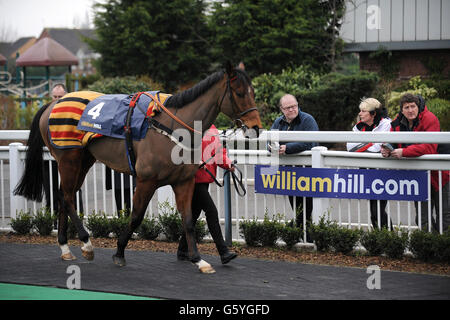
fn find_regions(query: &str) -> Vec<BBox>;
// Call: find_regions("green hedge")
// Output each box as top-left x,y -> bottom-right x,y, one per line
299,71 -> 379,131
253,68 -> 379,130
87,75 -> 165,94
427,98 -> 450,131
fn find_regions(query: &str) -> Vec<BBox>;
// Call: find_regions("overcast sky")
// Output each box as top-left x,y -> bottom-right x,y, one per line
0,0 -> 103,42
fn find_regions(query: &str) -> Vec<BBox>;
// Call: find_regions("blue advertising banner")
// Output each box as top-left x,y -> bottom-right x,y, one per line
254,165 -> 428,201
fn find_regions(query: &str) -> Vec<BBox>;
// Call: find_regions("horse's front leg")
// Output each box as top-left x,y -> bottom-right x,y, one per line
173,179 -> 215,274
113,179 -> 157,267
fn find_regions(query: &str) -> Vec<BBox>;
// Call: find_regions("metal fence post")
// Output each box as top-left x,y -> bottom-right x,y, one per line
311,146 -> 329,224
223,171 -> 232,246
9,142 -> 25,219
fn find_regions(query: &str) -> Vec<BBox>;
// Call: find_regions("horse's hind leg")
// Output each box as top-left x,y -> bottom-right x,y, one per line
113,178 -> 157,267
57,149 -> 95,260
173,179 -> 215,274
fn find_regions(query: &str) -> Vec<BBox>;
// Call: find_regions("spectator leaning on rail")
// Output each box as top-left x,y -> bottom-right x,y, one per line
347,98 -> 393,229
270,94 -> 319,236
381,93 -> 450,233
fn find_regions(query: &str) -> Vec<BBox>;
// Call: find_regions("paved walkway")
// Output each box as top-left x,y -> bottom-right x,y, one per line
0,243 -> 449,300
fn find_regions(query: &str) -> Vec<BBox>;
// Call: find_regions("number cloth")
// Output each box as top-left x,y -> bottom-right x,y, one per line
48,91 -> 170,149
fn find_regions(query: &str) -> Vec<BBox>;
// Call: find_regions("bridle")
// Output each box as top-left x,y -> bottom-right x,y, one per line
217,73 -> 258,131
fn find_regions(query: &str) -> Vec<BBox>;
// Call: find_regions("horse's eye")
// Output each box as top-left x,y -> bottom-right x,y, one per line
235,91 -> 245,98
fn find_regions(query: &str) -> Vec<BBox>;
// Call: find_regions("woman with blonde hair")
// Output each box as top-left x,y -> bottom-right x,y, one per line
347,98 -> 392,229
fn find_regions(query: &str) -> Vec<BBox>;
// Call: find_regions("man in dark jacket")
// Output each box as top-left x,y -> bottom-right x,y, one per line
270,94 -> 319,234
381,93 -> 450,233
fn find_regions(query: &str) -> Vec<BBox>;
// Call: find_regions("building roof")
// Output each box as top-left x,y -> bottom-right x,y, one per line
38,28 -> 96,55
344,40 -> 450,53
15,37 -> 78,67
341,0 -> 450,52
0,37 -> 37,59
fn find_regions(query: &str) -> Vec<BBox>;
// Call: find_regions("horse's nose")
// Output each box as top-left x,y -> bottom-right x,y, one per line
243,126 -> 260,139
252,125 -> 260,138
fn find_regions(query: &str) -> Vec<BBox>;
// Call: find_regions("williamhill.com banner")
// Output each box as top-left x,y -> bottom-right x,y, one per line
255,165 -> 428,201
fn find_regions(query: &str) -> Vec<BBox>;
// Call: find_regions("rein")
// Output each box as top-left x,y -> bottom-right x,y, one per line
137,91 -> 202,135
199,152 -> 246,197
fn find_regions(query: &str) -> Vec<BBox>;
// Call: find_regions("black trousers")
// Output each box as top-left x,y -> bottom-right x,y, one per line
289,196 -> 313,228
369,199 -> 391,229
114,189 -> 132,216
178,183 -> 228,255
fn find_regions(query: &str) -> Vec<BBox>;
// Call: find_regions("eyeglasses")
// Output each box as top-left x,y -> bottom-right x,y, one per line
281,105 -> 298,111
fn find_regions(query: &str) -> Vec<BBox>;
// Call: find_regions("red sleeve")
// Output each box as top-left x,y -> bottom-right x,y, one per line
402,111 -> 440,157
212,135 -> 232,170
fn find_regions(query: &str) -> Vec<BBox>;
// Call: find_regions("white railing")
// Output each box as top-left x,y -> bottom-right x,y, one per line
1,130 -> 449,242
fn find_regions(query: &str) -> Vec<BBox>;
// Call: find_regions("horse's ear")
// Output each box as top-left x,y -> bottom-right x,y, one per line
225,61 -> 234,76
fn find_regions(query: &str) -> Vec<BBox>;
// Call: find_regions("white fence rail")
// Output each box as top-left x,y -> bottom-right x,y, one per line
1,130 -> 449,242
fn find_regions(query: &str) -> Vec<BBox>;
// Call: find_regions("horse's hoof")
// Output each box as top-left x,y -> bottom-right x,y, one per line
112,255 -> 126,267
199,265 -> 216,274
195,259 -> 215,274
82,249 -> 94,261
61,252 -> 76,261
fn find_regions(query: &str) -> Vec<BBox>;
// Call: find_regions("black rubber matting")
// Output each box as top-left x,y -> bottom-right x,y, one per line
0,242 -> 449,300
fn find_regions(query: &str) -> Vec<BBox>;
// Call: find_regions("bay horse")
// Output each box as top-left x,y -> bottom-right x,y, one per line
14,62 -> 262,273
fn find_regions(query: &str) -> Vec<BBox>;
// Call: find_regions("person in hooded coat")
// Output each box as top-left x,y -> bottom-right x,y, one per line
381,93 -> 450,233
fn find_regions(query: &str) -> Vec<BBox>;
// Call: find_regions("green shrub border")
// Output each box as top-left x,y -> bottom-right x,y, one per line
9,207 -> 449,264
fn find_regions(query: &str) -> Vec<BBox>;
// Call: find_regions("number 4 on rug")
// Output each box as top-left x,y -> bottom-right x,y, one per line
87,102 -> 105,120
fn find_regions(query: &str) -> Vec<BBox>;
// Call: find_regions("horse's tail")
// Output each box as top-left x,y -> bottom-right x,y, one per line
13,103 -> 51,201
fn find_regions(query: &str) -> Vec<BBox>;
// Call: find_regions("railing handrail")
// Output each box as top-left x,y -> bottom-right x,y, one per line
227,130 -> 450,144
2,129 -> 450,144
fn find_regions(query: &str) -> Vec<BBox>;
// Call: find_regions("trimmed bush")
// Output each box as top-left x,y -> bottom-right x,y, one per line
409,229 -> 450,263
239,218 -> 264,247
158,201 -> 183,242
109,213 -> 130,239
360,228 -> 386,256
381,229 -> 408,259
10,210 -> 34,235
33,208 -> 55,236
260,213 -> 282,247
86,211 -> 111,238
330,227 -> 361,255
433,231 -> 450,263
137,217 -> 162,240
240,212 -> 282,247
409,229 -> 437,262
279,220 -> 302,249
308,215 -> 338,252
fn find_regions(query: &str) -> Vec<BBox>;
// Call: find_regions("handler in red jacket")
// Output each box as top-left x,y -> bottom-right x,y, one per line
381,93 -> 450,233
177,125 -> 238,264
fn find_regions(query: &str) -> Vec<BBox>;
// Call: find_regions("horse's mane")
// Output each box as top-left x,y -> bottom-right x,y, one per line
165,69 -> 251,109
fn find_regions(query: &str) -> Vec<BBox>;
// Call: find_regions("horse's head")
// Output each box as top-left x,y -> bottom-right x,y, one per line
220,62 -> 262,138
